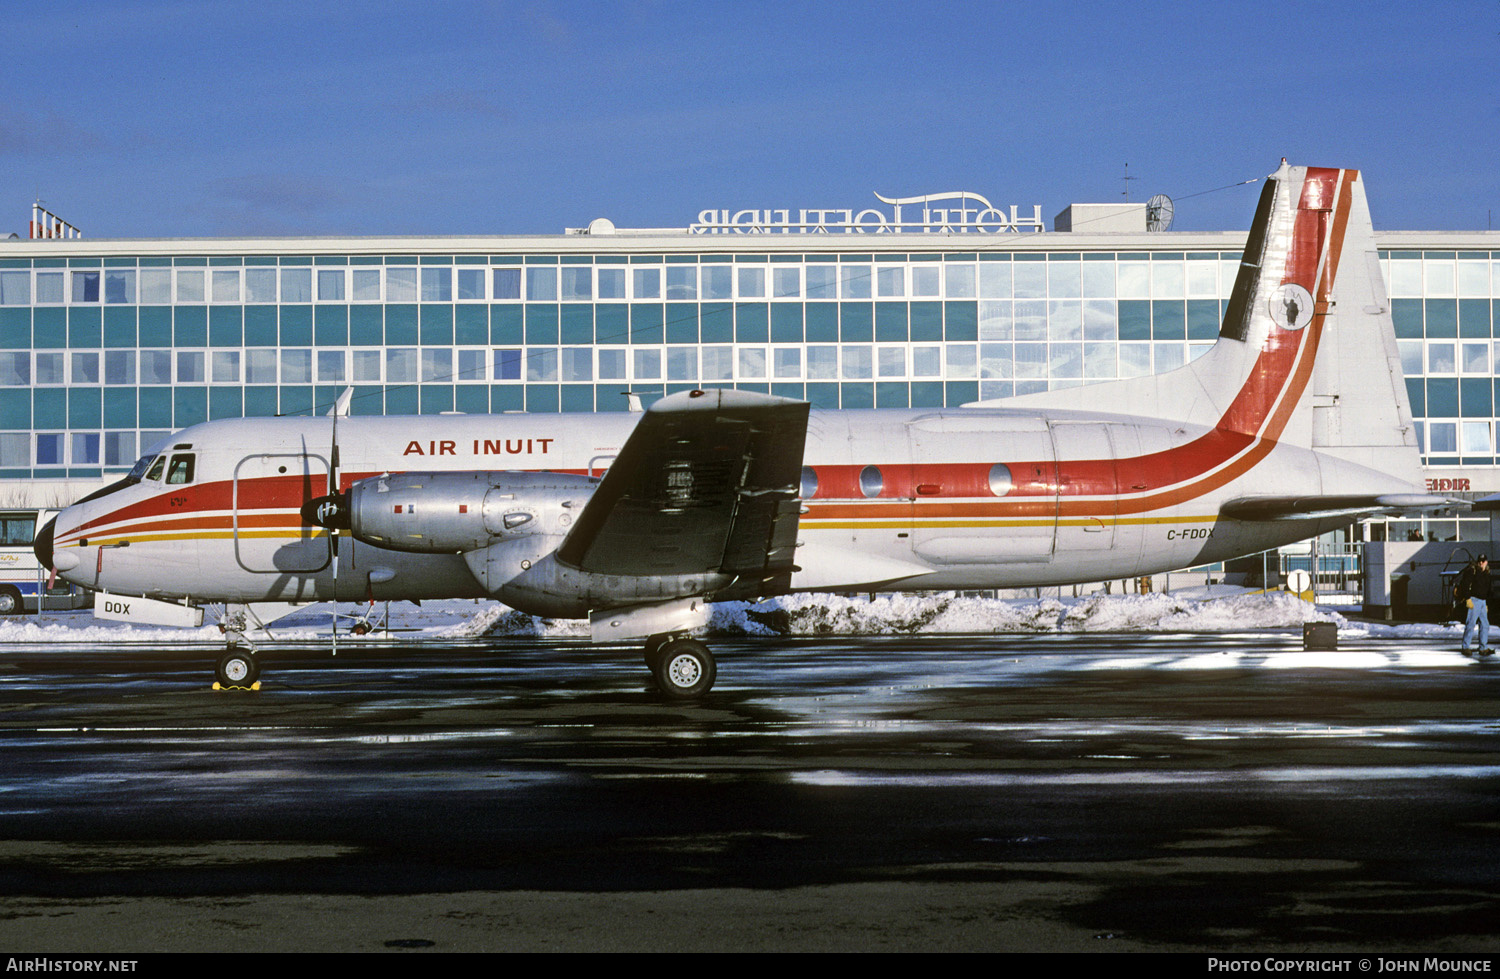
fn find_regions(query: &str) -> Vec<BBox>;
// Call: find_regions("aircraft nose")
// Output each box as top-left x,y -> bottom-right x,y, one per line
33,516 -> 55,572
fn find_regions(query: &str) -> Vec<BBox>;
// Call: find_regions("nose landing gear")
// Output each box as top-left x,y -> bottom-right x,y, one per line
215,649 -> 260,689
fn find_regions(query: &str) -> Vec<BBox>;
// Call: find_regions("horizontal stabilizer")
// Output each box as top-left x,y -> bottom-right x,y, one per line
1220,494 -> 1459,522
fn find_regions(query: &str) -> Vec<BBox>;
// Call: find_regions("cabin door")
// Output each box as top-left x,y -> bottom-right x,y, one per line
232,453 -> 332,574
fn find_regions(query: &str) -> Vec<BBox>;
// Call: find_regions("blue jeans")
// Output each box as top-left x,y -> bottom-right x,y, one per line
1463,599 -> 1490,650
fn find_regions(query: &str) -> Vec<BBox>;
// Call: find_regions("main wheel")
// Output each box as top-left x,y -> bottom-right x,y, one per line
643,633 -> 671,669
216,650 -> 260,687
651,638 -> 716,699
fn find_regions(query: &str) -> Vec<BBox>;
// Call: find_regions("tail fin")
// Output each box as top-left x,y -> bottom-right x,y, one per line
985,161 -> 1421,485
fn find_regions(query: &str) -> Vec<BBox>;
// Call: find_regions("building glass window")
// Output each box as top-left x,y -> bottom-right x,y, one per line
560,268 -> 592,301
805,266 -> 836,299
738,347 -> 766,379
839,266 -> 871,299
633,348 -> 660,380
138,268 -> 171,303
945,264 -> 976,298
317,270 -> 345,301
319,350 -> 347,382
103,269 -> 134,302
492,268 -> 521,300
386,268 -> 417,301
526,268 -> 557,301
280,268 -> 312,303
773,347 -> 801,379
35,272 -> 64,304
701,266 -> 731,301
71,352 -> 99,384
1429,421 -> 1457,453
420,348 -> 451,382
351,269 -> 381,301
840,345 -> 871,379
665,267 -> 697,301
353,349 -> 382,381
457,269 -> 485,301
280,349 -> 311,383
738,267 -> 765,299
35,433 -> 64,466
72,271 -> 101,303
35,352 -> 64,384
493,349 -> 521,380
71,433 -> 100,465
104,431 -> 136,467
1463,422 -> 1492,455
245,269 -> 277,303
632,268 -> 660,299
0,352 -> 29,385
527,347 -> 558,382
666,347 -> 695,381
1428,343 -> 1455,374
0,271 -> 31,305
420,268 -> 451,302
212,350 -> 240,383
597,348 -> 627,380
211,270 -> 240,303
246,349 -> 277,383
597,268 -> 625,300
385,348 -> 416,383
773,267 -> 801,299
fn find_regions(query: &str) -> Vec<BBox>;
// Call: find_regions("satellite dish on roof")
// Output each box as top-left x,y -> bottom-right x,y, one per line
1146,194 -> 1174,232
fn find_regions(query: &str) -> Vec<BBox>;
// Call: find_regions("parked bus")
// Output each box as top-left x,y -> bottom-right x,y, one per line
0,510 -> 90,613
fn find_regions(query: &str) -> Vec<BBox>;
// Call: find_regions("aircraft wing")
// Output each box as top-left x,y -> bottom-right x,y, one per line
1219,494 -> 1460,522
555,389 -> 810,589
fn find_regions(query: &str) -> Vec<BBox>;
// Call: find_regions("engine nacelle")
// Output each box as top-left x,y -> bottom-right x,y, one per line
337,471 -> 597,554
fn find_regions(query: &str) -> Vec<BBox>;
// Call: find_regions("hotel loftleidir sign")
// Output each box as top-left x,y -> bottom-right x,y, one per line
691,192 -> 1044,235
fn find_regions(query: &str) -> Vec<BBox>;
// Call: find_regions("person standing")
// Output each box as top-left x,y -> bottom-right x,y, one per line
1457,555 -> 1495,656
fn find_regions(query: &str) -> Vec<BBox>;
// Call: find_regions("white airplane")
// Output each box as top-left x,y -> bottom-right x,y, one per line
34,162 -> 1447,696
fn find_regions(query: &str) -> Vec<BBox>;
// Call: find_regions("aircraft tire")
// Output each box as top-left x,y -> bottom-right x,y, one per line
643,633 -> 671,669
216,650 -> 260,688
652,638 -> 715,699
0,586 -> 22,615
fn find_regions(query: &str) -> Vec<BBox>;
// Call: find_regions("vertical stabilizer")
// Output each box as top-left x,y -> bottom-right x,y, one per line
979,162 -> 1421,487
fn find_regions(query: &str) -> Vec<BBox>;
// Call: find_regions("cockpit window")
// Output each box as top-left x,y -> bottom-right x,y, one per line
145,456 -> 166,482
127,454 -> 156,483
165,454 -> 195,485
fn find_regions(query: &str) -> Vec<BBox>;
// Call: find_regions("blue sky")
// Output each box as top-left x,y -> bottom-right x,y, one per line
2,0 -> 1495,238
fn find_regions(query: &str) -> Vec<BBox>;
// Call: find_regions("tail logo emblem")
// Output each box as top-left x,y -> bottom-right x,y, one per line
1268,283 -> 1314,332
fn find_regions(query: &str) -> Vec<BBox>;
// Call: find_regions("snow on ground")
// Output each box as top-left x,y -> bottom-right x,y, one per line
0,590 -> 1464,644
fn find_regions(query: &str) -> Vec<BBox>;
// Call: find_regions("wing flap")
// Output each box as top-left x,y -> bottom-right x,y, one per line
556,389 -> 810,580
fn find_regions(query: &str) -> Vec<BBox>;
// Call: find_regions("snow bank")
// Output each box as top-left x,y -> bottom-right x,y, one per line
707,590 -> 1358,637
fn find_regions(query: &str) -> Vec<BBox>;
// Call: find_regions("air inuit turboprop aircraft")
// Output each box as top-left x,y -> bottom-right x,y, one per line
34,163 -> 1451,696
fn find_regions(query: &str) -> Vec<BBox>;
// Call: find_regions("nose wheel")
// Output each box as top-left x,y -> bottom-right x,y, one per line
647,637 -> 716,699
215,649 -> 260,688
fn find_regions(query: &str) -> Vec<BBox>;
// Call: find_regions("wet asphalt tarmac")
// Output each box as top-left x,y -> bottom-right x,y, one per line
0,631 -> 1497,952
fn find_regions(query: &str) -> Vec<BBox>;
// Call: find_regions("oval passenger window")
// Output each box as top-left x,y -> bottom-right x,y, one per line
799,467 -> 818,499
988,463 -> 1013,496
859,465 -> 883,498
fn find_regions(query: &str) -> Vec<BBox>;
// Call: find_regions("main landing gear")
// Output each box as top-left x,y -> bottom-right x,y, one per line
644,634 -> 717,699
